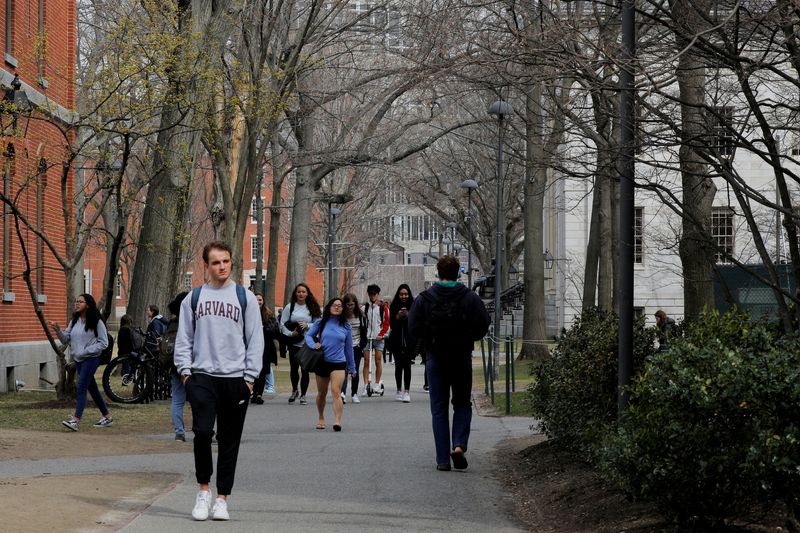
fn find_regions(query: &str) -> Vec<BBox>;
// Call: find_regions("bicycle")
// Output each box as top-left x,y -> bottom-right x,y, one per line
102,328 -> 173,404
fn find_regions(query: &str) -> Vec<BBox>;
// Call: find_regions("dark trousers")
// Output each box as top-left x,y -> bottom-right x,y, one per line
426,354 -> 473,466
186,373 -> 250,495
342,346 -> 363,396
394,346 -> 413,391
288,344 -> 310,395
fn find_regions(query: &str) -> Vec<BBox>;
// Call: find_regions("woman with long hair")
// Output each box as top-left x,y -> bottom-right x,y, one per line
341,293 -> 366,403
279,282 -> 322,404
389,284 -> 416,403
252,292 -> 279,404
49,293 -> 113,431
305,297 -> 355,431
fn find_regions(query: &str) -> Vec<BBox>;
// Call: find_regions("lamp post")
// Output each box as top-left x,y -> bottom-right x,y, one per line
327,206 -> 341,300
488,99 -> 513,402
255,170 -> 265,294
461,179 -> 478,289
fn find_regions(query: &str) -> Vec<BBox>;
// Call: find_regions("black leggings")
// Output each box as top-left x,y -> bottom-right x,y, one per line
288,345 -> 310,395
394,346 -> 413,391
342,346 -> 363,397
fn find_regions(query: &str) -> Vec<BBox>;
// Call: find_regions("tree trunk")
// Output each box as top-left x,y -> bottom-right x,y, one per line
284,111 -> 316,301
672,0 -> 717,316
520,83 -> 549,360
583,178 -> 601,310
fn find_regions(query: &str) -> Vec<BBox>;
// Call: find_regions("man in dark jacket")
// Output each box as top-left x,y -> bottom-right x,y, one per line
408,255 -> 490,471
654,309 -> 675,352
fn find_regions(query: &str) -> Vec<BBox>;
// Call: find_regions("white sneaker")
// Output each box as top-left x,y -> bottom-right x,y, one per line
264,386 -> 276,399
403,391 -> 411,403
341,392 -> 347,404
395,390 -> 404,402
192,490 -> 212,520
351,394 -> 360,404
212,497 -> 230,520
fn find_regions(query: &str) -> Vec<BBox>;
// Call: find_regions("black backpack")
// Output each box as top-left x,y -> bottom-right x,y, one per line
100,333 -> 114,365
420,290 -> 469,351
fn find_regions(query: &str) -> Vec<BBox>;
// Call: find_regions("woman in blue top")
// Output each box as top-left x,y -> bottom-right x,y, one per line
49,293 -> 113,431
305,297 -> 355,432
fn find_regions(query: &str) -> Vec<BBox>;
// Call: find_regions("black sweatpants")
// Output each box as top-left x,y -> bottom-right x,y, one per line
185,373 -> 250,495
288,344 -> 310,395
394,345 -> 413,391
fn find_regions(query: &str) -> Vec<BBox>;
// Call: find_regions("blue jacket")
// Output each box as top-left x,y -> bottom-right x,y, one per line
305,319 -> 356,375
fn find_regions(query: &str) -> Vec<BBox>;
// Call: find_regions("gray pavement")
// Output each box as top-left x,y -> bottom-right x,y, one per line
0,362 -> 534,532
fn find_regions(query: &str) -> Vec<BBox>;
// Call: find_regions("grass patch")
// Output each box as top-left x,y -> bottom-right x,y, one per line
0,390 -> 176,433
491,391 -> 534,416
0,362 -> 311,433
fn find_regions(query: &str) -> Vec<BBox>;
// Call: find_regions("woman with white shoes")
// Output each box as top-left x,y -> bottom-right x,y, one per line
389,284 -> 416,403
49,293 -> 113,431
341,293 -> 366,403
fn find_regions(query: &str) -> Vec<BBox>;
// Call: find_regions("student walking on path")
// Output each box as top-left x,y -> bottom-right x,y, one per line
389,284 -> 416,403
165,291 -> 189,441
363,284 -> 389,396
280,283 -> 322,405
341,293 -> 366,403
174,240 -> 264,521
251,292 -> 279,404
50,293 -> 113,431
306,297 -> 356,431
409,256 -> 490,472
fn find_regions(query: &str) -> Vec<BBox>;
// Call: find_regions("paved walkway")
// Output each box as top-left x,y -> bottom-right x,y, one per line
2,362 -> 533,532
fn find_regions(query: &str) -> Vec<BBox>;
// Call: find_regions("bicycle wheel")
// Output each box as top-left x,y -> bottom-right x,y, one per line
103,356 -> 152,403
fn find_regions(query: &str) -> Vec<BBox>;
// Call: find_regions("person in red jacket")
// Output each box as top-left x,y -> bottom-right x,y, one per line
362,284 -> 389,397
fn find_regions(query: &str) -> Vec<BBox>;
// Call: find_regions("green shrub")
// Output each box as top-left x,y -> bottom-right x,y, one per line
602,310 -> 800,526
528,307 -> 656,454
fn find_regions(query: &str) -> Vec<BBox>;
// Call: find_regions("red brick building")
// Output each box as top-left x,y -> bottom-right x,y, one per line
0,0 -> 77,390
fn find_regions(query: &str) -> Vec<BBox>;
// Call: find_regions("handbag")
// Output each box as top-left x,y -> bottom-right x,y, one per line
298,345 -> 323,373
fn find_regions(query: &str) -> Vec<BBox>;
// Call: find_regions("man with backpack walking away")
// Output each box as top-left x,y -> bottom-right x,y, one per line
409,255 -> 490,472
174,241 -> 264,521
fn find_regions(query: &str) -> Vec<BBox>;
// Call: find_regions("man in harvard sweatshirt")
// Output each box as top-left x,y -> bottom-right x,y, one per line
174,240 -> 264,521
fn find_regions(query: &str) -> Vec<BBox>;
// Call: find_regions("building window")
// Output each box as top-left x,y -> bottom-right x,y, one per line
711,207 -> 735,263
251,197 -> 264,223
250,236 -> 260,263
5,0 -> 14,57
184,272 -> 193,291
83,269 -> 92,294
36,159 -> 46,294
634,207 -> 643,264
709,106 -> 735,156
36,0 -> 45,81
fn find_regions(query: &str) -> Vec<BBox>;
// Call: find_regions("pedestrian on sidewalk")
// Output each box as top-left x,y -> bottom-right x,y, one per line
341,293 -> 366,403
306,297 -> 356,431
280,283 -> 322,405
251,292 -> 279,404
174,240 -> 264,521
409,256 -> 490,472
50,293 -> 113,431
362,284 -> 389,396
164,291 -> 188,441
389,284 -> 416,403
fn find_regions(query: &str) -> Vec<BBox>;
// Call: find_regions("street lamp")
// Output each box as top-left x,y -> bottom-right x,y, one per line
461,179 -> 478,289
327,206 -> 341,301
488,99 -> 513,414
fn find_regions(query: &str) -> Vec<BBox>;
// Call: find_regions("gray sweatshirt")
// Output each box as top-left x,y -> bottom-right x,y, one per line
56,318 -> 108,362
279,303 -> 315,347
174,283 -> 264,383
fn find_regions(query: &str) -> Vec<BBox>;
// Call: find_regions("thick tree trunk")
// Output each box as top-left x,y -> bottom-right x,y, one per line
672,0 -> 717,316
582,179 -> 601,310
520,84 -> 549,360
284,112 -> 316,301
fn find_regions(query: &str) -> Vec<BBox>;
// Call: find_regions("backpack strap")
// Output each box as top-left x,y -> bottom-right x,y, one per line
236,284 -> 248,349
